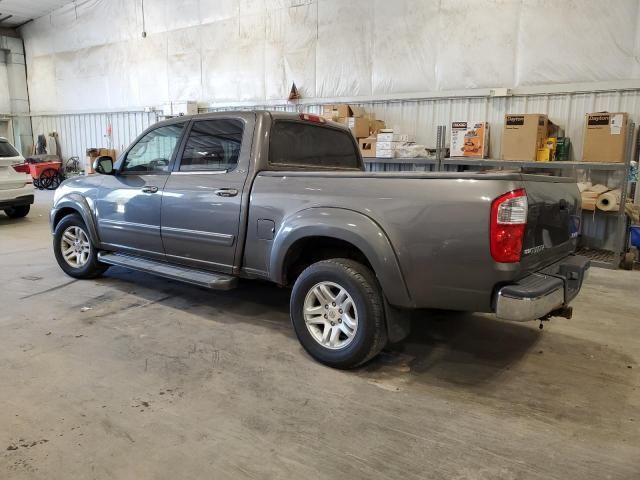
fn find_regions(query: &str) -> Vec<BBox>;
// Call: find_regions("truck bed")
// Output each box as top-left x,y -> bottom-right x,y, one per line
245,170 -> 579,312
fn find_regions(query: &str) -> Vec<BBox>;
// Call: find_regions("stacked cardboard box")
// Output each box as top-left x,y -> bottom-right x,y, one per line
358,137 -> 377,158
375,131 -> 416,158
321,104 -> 387,156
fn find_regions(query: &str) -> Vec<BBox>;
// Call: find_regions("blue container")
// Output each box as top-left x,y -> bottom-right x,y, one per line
631,226 -> 640,248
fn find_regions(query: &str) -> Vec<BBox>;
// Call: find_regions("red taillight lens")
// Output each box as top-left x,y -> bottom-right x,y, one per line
13,164 -> 30,174
299,113 -> 326,123
490,189 -> 527,263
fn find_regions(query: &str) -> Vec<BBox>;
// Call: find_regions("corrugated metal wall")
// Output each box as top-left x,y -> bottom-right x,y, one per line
30,111 -> 159,162
32,89 -> 640,163
206,89 -> 640,161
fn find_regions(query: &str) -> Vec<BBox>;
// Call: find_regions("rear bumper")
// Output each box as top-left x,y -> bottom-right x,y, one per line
0,186 -> 34,208
495,255 -> 590,322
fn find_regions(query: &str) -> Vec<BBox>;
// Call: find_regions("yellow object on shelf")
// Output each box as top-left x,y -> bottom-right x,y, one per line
536,137 -> 557,162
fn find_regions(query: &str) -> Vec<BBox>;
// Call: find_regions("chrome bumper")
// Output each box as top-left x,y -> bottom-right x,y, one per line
495,255 -> 590,322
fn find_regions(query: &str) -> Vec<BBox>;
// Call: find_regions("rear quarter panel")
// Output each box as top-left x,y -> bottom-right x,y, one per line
245,172 -> 531,311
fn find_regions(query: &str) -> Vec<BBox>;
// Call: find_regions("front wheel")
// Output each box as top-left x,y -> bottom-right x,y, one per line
53,214 -> 109,279
290,259 -> 387,369
4,205 -> 30,218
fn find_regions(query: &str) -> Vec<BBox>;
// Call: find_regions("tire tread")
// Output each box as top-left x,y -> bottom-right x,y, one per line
292,258 -> 387,368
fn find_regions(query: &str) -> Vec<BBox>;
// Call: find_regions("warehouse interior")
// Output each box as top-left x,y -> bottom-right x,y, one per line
1,1 -> 639,478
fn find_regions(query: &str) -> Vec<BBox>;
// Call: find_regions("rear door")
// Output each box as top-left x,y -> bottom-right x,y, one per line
96,123 -> 185,259
160,117 -> 251,273
520,175 -> 581,271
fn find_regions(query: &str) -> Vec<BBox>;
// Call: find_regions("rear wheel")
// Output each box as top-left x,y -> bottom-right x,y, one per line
290,259 -> 387,369
53,214 -> 108,279
4,205 -> 30,218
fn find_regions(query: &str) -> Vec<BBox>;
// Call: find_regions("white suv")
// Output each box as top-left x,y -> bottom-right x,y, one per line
0,137 -> 33,218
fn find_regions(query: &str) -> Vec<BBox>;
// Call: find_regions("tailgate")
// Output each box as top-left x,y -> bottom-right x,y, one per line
520,175 -> 580,272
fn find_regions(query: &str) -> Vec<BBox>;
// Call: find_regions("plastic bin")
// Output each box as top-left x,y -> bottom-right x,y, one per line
631,226 -> 640,248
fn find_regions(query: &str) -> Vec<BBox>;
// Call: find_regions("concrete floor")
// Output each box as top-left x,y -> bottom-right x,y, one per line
0,191 -> 638,480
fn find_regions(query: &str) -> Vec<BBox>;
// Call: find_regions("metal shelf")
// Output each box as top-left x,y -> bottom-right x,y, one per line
442,158 -> 627,170
575,247 -> 618,269
364,157 -> 438,164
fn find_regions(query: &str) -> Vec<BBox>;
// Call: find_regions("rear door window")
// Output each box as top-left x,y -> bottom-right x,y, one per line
269,121 -> 361,169
179,119 -> 244,172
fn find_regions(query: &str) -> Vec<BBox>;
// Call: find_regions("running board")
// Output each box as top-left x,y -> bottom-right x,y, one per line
98,252 -> 238,290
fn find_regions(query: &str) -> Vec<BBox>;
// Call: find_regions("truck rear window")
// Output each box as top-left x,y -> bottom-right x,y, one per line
269,121 -> 360,169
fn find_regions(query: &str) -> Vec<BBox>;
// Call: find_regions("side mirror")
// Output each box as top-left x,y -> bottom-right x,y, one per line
94,155 -> 114,175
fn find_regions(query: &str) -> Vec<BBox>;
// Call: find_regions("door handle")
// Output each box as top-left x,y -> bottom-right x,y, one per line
215,188 -> 238,197
141,186 -> 159,193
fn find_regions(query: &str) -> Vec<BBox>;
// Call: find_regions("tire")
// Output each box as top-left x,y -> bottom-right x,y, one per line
290,259 -> 387,369
53,213 -> 108,279
4,205 -> 30,218
621,251 -> 635,271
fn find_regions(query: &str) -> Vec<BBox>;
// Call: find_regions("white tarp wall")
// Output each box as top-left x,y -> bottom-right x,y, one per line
19,0 -> 640,160
22,0 -> 640,111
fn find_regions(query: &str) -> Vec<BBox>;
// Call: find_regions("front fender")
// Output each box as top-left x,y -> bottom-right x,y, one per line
270,207 -> 413,308
50,193 -> 100,246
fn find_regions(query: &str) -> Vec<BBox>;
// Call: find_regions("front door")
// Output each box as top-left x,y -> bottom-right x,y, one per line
96,123 -> 186,259
161,118 -> 247,272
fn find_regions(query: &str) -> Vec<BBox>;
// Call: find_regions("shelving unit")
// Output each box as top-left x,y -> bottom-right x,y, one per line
364,157 -> 438,172
363,125 -> 636,269
440,159 -> 627,171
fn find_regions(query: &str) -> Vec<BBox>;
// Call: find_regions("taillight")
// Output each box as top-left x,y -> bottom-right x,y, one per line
299,113 -> 326,123
490,189 -> 527,263
13,164 -> 30,174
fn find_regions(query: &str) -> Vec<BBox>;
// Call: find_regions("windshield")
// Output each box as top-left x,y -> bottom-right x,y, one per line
0,141 -> 20,158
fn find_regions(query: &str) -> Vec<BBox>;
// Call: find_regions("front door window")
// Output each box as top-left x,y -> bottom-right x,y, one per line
122,124 -> 185,173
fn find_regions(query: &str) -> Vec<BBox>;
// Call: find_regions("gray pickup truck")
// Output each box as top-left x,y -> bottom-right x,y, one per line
50,111 -> 589,368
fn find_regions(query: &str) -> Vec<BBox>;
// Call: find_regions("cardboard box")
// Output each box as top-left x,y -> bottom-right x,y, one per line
358,137 -> 377,158
501,114 -> 551,161
581,196 -> 596,211
321,104 -> 364,121
582,112 -> 628,163
370,119 -> 386,135
377,131 -> 415,142
450,121 -> 489,158
344,117 -> 369,138
376,149 -> 395,158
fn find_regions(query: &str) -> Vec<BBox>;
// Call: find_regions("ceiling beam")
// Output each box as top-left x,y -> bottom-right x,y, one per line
0,15 -> 14,24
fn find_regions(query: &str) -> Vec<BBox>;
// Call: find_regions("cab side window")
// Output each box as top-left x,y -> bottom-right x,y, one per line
121,124 -> 185,174
179,119 -> 244,172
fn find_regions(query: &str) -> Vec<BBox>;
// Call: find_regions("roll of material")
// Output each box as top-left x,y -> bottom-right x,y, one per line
596,189 -> 621,211
590,184 -> 610,195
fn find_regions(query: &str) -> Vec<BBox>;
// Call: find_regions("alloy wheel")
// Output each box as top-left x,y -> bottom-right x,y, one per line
60,226 -> 91,268
303,281 -> 359,350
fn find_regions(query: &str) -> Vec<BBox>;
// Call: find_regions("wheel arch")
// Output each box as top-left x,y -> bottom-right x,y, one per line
271,207 -> 412,308
50,194 -> 100,246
